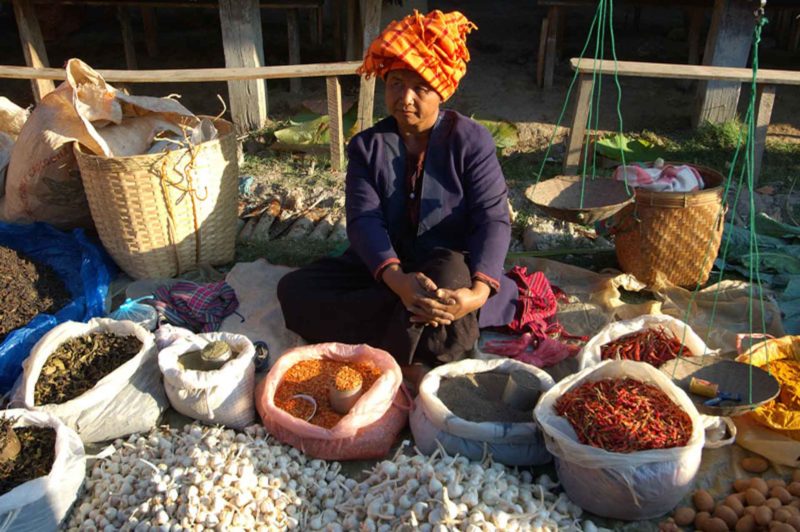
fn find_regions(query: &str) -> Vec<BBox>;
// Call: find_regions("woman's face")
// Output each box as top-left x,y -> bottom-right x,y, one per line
384,69 -> 442,134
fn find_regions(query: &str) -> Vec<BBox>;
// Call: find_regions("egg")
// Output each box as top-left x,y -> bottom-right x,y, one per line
695,511 -> 712,529
713,504 -> 738,529
787,515 -> 800,530
745,488 -> 766,506
733,479 -> 751,493
788,481 -> 800,497
744,505 -> 758,516
767,478 -> 787,489
694,490 -> 716,512
793,470 -> 800,483
724,494 -> 744,516
740,457 -> 768,474
673,506 -> 696,526
749,477 -> 769,495
773,508 -> 792,523
771,486 -> 793,505
769,523 -> 795,532
765,497 -> 783,510
734,513 -> 755,532
701,516 -> 730,532
754,505 -> 773,526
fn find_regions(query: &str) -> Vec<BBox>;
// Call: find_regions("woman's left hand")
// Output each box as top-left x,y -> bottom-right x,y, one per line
411,280 -> 491,323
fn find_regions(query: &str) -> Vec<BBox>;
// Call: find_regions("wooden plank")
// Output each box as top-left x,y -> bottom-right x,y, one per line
564,73 -> 594,175
752,84 -> 776,185
12,0 -> 55,101
326,76 -> 345,171
117,6 -> 138,70
355,0 -> 380,132
537,16 -> 549,88
0,61 -> 363,82
140,7 -> 159,57
694,0 -> 753,126
569,58 -> 800,85
286,8 -> 301,93
543,6 -> 559,88
219,0 -> 268,131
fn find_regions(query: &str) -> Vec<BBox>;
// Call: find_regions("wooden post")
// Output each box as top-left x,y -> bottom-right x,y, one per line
355,0 -> 380,133
117,7 -> 138,70
543,6 -> 560,88
564,72 -> 594,175
326,76 -> 345,171
219,0 -> 268,132
537,16 -> 549,88
687,7 -> 704,65
12,0 -> 55,102
333,0 -> 343,59
693,0 -> 753,127
753,84 -> 775,185
141,7 -> 159,57
345,0 -> 359,61
286,9 -> 301,93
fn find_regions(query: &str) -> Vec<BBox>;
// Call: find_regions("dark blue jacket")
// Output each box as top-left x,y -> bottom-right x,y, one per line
343,109 -> 517,327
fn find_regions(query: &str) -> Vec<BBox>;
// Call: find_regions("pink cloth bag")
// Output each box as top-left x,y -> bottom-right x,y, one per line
255,342 -> 411,460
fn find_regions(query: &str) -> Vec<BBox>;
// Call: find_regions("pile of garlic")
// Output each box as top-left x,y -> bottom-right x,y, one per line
337,443 -> 599,532
65,424 -> 351,531
65,423 -> 609,532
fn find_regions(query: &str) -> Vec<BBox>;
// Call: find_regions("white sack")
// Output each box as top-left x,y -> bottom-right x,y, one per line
0,409 -> 84,531
534,360 -> 705,520
410,358 -> 555,466
159,332 -> 256,429
577,313 -> 713,370
12,318 -> 168,443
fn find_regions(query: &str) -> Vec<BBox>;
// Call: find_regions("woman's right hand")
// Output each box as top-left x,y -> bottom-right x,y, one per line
381,266 -> 455,326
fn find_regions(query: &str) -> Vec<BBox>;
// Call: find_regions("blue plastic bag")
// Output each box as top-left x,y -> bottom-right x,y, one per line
0,222 -> 115,392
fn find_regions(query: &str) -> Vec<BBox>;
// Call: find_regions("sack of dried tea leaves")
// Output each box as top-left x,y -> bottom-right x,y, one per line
0,409 -> 84,531
158,332 -> 256,429
11,317 -> 168,443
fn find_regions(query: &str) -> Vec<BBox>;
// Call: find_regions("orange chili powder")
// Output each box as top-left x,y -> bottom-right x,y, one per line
275,360 -> 382,429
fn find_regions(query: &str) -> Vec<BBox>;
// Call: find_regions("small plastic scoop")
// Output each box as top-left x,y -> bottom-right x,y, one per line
501,370 -> 542,411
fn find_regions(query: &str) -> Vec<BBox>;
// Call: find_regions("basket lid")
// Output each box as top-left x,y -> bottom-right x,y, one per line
525,175 -> 633,225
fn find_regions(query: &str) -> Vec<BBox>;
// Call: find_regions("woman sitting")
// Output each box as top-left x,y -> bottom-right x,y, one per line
277,10 -> 517,371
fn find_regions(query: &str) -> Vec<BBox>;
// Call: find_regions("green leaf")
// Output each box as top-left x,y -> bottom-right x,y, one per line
594,133 -> 662,162
475,119 -> 519,150
740,252 -> 800,275
754,213 -> 800,240
274,107 -> 361,146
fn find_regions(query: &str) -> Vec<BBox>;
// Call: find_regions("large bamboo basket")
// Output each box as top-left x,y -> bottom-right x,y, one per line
613,164 -> 726,288
75,118 -> 238,279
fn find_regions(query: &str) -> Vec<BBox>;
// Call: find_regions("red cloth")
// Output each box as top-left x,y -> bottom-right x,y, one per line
482,266 -> 586,366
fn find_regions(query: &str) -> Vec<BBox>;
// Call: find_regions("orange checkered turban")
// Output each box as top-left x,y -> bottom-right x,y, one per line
357,10 -> 477,102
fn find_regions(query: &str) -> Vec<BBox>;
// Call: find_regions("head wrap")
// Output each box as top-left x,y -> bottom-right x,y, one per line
357,10 -> 477,101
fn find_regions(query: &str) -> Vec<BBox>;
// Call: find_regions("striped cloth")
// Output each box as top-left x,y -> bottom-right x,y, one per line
358,10 -> 477,101
150,281 -> 239,333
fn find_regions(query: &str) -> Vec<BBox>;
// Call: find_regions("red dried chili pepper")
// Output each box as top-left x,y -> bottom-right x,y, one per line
599,327 -> 688,368
554,377 -> 693,453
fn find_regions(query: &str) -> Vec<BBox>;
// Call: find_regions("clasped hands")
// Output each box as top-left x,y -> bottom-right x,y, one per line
381,265 -> 490,327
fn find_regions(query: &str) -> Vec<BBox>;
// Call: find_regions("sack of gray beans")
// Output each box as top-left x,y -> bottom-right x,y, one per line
410,358 -> 555,466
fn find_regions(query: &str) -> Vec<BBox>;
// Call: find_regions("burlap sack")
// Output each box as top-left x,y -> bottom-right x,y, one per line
1,59 -> 194,228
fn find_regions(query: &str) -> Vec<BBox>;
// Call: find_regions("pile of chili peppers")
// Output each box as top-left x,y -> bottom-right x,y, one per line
600,327 -> 687,368
555,377 -> 693,452
275,359 -> 382,429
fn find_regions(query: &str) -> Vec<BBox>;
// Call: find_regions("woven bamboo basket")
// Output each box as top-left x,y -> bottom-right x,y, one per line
75,118 -> 238,279
613,164 -> 726,288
